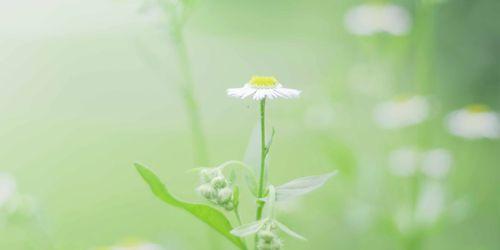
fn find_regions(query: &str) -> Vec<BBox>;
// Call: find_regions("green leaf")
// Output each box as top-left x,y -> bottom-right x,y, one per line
134,163 -> 247,250
275,221 -> 307,241
274,171 -> 338,202
233,186 -> 240,209
230,220 -> 265,237
243,125 -> 262,174
243,125 -> 274,196
264,127 -> 276,156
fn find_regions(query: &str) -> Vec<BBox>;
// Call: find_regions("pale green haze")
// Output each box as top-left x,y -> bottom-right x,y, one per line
1,0 -> 499,249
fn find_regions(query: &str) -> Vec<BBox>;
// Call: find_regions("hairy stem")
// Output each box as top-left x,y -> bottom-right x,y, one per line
256,99 -> 267,220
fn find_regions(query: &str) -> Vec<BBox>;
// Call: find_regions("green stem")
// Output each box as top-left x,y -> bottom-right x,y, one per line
255,99 -> 267,221
234,208 -> 243,226
158,0 -> 209,166
172,28 -> 209,165
157,3 -> 213,249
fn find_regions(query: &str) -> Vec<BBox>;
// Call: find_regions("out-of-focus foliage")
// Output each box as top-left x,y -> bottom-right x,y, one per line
0,0 -> 499,249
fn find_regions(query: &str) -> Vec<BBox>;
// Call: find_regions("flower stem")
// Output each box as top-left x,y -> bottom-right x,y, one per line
256,98 -> 267,220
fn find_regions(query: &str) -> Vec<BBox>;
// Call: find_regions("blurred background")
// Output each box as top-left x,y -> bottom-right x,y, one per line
1,0 -> 499,249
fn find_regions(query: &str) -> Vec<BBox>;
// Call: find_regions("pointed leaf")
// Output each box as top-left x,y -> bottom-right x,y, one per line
243,125 -> 261,173
243,125 -> 274,174
275,171 -> 338,202
276,221 -> 307,241
233,186 -> 240,208
265,128 -> 276,156
243,125 -> 273,196
135,163 -> 246,250
263,185 -> 276,218
230,220 -> 264,237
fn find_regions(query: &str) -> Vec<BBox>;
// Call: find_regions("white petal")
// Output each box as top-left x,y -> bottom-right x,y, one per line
241,88 -> 257,99
263,89 -> 277,100
275,87 -> 301,99
227,85 -> 256,99
227,87 -> 245,98
253,90 -> 266,100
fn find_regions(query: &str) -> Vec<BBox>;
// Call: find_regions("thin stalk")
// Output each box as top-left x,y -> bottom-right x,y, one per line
234,208 -> 243,226
255,99 -> 267,221
157,3 -> 213,249
158,0 -> 209,166
171,27 -> 209,165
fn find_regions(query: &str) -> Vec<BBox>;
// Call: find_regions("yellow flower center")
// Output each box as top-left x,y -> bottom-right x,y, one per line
249,76 -> 278,88
466,104 -> 489,113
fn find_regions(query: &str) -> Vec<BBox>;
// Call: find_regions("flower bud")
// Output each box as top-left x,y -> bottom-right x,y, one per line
257,241 -> 271,250
196,184 -> 216,199
270,238 -> 283,250
257,230 -> 275,242
210,176 -> 227,188
257,239 -> 282,250
217,187 -> 233,204
223,202 -> 234,211
257,228 -> 282,250
200,169 -> 219,183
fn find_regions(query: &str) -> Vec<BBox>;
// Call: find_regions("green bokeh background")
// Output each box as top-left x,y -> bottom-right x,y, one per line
1,0 -> 499,249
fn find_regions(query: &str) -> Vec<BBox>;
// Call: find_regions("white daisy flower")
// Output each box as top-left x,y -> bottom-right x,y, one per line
0,173 -> 16,208
344,4 -> 411,36
227,76 -> 301,101
374,95 -> 429,129
446,105 -> 500,139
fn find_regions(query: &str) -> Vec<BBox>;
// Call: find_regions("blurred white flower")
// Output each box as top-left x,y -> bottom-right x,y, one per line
227,76 -> 300,101
374,96 -> 429,129
388,148 -> 453,179
446,105 -> 500,139
344,4 -> 411,36
414,181 -> 445,225
421,149 -> 452,179
388,148 -> 419,177
304,103 -> 335,130
0,173 -> 16,208
4,194 -> 37,216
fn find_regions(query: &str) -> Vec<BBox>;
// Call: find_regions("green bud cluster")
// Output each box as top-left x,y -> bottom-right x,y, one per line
256,223 -> 283,250
197,168 -> 235,211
